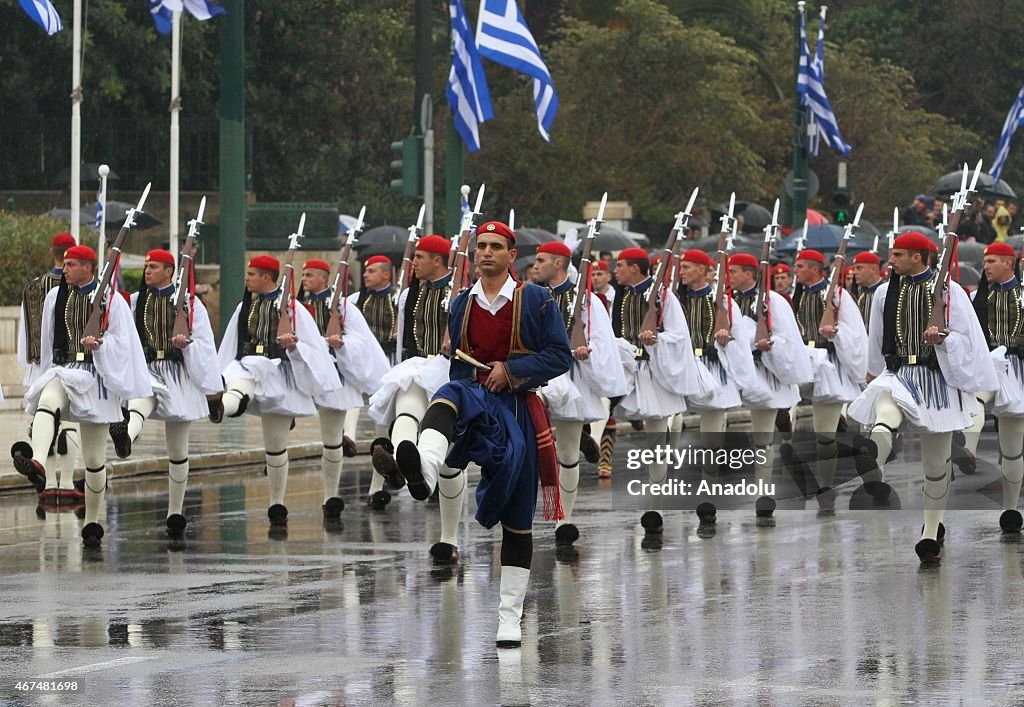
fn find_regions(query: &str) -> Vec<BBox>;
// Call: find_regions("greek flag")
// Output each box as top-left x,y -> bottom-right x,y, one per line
476,0 -> 558,142
797,8 -> 849,157
148,0 -> 225,36
19,0 -> 62,35
94,194 -> 103,231
446,0 -> 494,152
990,84 -> 1024,184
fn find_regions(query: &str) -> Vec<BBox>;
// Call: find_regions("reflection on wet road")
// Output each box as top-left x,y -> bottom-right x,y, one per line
2,432 -> 1024,705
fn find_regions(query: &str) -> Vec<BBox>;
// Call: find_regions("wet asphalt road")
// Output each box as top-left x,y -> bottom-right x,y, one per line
2,428 -> 1024,705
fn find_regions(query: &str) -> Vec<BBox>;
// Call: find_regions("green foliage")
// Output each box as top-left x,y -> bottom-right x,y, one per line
0,215 -> 96,306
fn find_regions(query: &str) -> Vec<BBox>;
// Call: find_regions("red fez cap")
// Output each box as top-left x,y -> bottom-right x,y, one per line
892,232 -> 934,252
986,242 -> 1017,258
303,258 -> 331,273
729,253 -> 759,269
416,235 -> 451,256
365,255 -> 392,267
797,249 -> 825,264
853,251 -> 881,265
773,263 -> 791,275
536,241 -> 572,258
595,260 -> 610,272
64,244 -> 96,262
249,254 -> 280,272
682,249 -> 716,267
476,221 -> 516,242
145,249 -> 175,266
618,247 -> 649,261
52,232 -> 76,248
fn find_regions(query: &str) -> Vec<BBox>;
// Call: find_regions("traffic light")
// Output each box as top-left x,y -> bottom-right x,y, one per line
832,187 -> 850,225
390,135 -> 423,199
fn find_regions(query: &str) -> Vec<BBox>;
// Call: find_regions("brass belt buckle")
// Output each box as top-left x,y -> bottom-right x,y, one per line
156,350 -> 165,360
75,352 -> 85,362
908,354 -> 917,365
255,344 -> 265,354
694,347 -> 703,357
634,347 -> 644,359
807,340 -> 816,349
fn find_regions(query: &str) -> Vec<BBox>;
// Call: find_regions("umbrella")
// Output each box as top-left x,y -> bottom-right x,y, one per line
52,164 -> 119,187
584,226 -> 636,251
42,207 -> 97,229
85,201 -> 161,231
776,225 -> 872,253
930,170 -> 1017,199
353,225 -> 408,249
957,263 -> 981,288
514,227 -> 559,247
955,241 -> 984,267
806,208 -> 829,225
857,219 -> 881,237
897,224 -> 939,244
738,202 -> 772,232
687,234 -> 763,258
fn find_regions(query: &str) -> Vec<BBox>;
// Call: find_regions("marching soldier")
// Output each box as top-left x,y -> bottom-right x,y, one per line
366,236 -> 455,512
772,263 -> 794,301
963,242 -> 1024,532
677,248 -> 773,522
392,221 -> 572,648
609,247 -> 707,534
534,241 -> 626,547
215,254 -> 342,529
729,253 -> 813,516
849,232 -> 996,560
298,258 -> 390,520
16,232 -> 82,501
114,249 -> 223,538
790,249 -> 868,509
852,251 -> 884,330
15,245 -> 152,547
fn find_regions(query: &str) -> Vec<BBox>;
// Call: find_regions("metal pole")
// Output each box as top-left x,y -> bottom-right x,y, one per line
445,118 -> 464,236
422,95 -> 434,234
790,1 -> 808,229
219,0 -> 245,336
70,0 -> 83,242
170,11 -> 183,259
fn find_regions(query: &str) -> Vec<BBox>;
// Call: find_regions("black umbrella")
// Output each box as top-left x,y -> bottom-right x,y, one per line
898,224 -> 940,244
52,164 -> 119,187
590,226 -> 638,251
955,241 -> 984,267
85,200 -> 161,231
514,227 -> 559,247
353,225 -> 408,247
688,234 -> 763,257
930,170 -> 1017,199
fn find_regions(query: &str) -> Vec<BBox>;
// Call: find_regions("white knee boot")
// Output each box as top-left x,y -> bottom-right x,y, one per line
496,566 -> 531,647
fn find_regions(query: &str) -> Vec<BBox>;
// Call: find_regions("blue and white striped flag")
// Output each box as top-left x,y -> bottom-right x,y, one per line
19,0 -> 63,35
94,193 -> 103,231
148,0 -> 225,36
797,8 -> 849,157
447,0 -> 494,152
990,84 -> 1024,184
476,0 -> 558,142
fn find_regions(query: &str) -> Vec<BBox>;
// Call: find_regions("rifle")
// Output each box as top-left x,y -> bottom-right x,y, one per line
393,203 -> 425,309
754,199 -> 781,343
445,183 -> 485,310
929,160 -> 983,330
819,201 -> 864,330
640,187 -> 700,335
275,214 -> 306,340
568,192 -> 607,349
324,206 -> 367,339
712,193 -> 739,340
171,195 -> 206,340
83,183 -> 152,340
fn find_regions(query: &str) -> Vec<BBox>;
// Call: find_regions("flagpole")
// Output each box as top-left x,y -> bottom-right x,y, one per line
70,0 -> 83,242
169,11 -> 183,260
97,164 -> 108,258
790,1 -> 808,229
